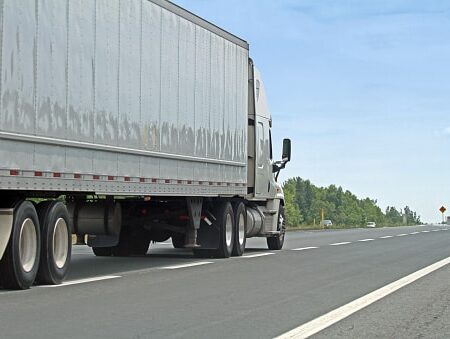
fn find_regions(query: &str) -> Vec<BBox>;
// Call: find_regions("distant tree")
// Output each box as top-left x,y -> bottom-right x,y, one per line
283,180 -> 303,227
385,206 -> 402,225
403,205 -> 422,225
282,177 -> 421,228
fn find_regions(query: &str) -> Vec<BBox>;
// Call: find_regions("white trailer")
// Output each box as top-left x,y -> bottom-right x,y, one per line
0,0 -> 291,289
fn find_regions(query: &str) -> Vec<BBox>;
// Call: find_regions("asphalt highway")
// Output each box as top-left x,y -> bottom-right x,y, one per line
1,224 -> 449,339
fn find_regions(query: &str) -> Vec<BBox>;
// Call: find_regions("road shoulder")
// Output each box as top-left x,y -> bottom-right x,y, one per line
313,265 -> 450,338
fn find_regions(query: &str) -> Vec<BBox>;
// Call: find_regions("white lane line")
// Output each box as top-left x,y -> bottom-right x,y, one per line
421,231 -> 430,233
409,232 -> 420,235
432,230 -> 440,232
242,252 -> 275,258
45,275 -> 121,287
329,242 -> 352,246
291,247 -> 319,251
161,261 -> 213,270
275,255 -> 450,339
396,234 -> 407,237
379,235 -> 393,239
358,239 -> 374,242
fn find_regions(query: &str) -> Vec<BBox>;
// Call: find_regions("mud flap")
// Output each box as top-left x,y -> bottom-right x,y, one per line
196,209 -> 219,249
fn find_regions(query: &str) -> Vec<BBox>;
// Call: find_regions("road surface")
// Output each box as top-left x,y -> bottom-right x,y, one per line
1,224 -> 449,338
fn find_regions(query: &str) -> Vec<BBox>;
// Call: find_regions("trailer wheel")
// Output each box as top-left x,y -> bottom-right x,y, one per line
36,201 -> 72,285
92,247 -> 113,256
112,229 -> 150,256
172,235 -> 185,249
267,205 -> 285,250
0,201 -> 41,289
232,202 -> 246,256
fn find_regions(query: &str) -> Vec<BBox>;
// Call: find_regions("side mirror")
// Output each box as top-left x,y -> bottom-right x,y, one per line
282,138 -> 291,162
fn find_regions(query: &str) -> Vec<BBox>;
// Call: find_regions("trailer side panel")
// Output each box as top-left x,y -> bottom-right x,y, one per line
0,0 -> 248,196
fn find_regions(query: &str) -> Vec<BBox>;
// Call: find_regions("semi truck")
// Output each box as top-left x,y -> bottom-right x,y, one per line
0,0 -> 291,290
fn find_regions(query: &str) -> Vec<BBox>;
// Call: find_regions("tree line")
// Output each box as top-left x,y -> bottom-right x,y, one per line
283,177 -> 421,228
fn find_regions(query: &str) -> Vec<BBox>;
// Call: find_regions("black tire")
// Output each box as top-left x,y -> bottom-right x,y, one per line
172,235 -> 185,249
0,201 -> 41,289
192,201 -> 235,258
192,249 -> 215,258
92,230 -> 150,257
231,202 -> 246,256
212,201 -> 235,258
267,205 -> 285,250
36,201 -> 72,285
112,229 -> 150,256
92,247 -> 113,256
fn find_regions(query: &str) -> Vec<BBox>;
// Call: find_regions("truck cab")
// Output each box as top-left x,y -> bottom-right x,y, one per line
246,60 -> 291,247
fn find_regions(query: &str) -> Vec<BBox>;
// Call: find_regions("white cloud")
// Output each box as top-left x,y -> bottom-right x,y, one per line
443,127 -> 450,136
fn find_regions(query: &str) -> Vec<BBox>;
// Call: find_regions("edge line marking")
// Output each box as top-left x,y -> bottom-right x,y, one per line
274,256 -> 450,339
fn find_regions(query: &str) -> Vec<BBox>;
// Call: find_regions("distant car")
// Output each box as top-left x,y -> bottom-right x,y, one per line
366,222 -> 376,228
320,220 -> 333,228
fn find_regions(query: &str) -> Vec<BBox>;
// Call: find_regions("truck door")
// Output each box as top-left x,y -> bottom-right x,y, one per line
255,118 -> 271,198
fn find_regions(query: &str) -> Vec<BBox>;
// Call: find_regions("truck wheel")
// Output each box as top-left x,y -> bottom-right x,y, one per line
267,205 -> 285,250
193,201 -> 235,258
92,247 -> 113,256
232,202 -> 246,256
36,201 -> 72,285
172,235 -> 185,248
212,201 -> 235,258
0,201 -> 41,289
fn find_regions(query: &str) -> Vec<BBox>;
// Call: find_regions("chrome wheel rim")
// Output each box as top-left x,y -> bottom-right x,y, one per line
19,218 -> 37,273
225,213 -> 233,248
53,218 -> 69,269
238,212 -> 245,245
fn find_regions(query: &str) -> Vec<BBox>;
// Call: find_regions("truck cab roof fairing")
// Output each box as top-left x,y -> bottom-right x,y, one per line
253,67 -> 272,121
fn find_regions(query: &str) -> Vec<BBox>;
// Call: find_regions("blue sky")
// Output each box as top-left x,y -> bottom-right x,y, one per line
173,0 -> 450,222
